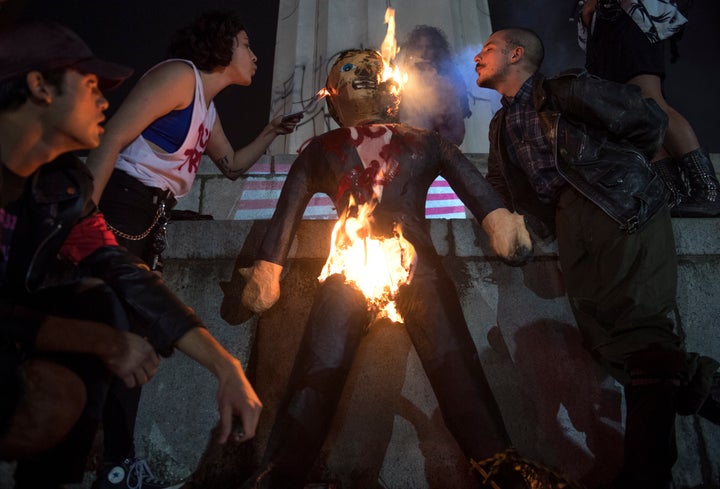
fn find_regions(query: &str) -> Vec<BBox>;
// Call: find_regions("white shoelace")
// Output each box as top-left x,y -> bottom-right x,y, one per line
125,458 -> 168,489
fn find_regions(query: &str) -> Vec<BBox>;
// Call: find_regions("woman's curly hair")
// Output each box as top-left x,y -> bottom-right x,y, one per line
168,10 -> 246,71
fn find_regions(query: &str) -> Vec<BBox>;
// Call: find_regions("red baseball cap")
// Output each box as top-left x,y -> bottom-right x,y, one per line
0,20 -> 133,90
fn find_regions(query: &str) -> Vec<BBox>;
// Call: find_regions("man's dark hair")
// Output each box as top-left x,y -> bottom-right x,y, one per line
502,28 -> 544,71
168,10 -> 246,71
0,68 -> 66,113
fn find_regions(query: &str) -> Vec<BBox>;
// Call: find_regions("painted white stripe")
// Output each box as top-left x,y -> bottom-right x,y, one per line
425,199 -> 467,209
239,189 -> 283,200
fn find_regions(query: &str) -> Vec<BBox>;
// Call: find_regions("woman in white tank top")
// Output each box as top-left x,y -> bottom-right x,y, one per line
83,11 -> 300,487
87,10 -> 300,271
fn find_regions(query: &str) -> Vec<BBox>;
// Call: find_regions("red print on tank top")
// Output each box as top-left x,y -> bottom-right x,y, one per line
179,122 -> 211,173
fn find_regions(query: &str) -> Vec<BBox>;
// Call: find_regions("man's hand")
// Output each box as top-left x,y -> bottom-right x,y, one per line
481,208 -> 533,266
102,331 -> 160,388
35,315 -> 160,388
216,357 -> 263,444
240,260 -> 283,313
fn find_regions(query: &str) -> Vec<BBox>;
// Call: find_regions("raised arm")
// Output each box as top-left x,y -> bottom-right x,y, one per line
204,112 -> 301,180
86,61 -> 196,204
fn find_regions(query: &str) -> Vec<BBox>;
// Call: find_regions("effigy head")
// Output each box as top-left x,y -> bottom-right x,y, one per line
325,49 -> 400,127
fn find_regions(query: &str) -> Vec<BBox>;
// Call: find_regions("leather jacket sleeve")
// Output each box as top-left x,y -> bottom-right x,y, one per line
78,246 -> 205,357
486,112 -> 514,210
546,70 -> 668,158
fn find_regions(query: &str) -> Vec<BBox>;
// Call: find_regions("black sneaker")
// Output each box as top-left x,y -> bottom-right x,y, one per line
94,458 -> 185,489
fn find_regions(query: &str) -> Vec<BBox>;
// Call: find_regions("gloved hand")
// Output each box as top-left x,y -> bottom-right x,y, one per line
240,260 -> 284,313
481,208 -> 533,266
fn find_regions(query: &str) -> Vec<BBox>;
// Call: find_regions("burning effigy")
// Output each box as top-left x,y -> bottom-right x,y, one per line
235,9 -> 583,489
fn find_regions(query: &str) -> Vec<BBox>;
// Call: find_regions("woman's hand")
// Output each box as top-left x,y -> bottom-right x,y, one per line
269,113 -> 302,135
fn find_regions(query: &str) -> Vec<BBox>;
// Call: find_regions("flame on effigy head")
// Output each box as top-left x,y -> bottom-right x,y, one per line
318,197 -> 416,324
380,7 -> 408,96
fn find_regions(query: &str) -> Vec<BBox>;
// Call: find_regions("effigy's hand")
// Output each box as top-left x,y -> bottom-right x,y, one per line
240,260 -> 283,313
481,208 -> 533,266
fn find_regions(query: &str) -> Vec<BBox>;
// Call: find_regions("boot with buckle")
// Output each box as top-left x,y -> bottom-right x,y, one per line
652,157 -> 687,209
672,147 -> 720,217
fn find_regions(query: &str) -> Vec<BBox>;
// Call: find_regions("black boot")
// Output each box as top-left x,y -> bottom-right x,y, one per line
612,383 -> 678,489
652,157 -> 687,208
611,349 -> 685,489
672,147 -> 720,217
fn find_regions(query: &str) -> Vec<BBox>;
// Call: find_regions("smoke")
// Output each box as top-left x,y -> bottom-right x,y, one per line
455,42 -> 502,107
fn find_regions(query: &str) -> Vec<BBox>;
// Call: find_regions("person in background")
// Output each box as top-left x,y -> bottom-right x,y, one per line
578,0 -> 720,217
0,20 -> 262,489
397,25 -> 471,146
475,27 -> 719,488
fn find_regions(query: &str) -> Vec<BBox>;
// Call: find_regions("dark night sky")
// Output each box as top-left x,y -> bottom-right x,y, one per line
2,0 -> 718,151
489,0 -> 720,152
1,0 -> 280,149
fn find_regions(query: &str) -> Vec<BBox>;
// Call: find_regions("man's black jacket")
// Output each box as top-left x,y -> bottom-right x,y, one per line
1,153 -> 203,357
486,69 -> 669,235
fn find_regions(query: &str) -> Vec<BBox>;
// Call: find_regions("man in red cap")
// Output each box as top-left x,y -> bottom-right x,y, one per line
0,20 -> 262,489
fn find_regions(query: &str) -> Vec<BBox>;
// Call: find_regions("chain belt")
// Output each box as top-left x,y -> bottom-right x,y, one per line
106,200 -> 168,241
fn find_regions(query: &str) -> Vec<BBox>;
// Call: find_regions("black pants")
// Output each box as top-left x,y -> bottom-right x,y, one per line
257,264 -> 510,487
555,187 -> 718,486
13,283 -> 132,488
99,169 -> 174,271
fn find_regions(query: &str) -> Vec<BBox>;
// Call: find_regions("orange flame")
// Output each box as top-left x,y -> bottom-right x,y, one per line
381,7 -> 398,62
315,87 -> 331,100
379,7 -> 407,95
318,197 -> 416,323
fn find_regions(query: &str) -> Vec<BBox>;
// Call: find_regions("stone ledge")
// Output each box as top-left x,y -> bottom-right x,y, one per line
165,217 -> 720,260
194,153 -> 720,176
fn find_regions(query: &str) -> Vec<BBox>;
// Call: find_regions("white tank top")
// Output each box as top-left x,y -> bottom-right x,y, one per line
115,59 -> 217,198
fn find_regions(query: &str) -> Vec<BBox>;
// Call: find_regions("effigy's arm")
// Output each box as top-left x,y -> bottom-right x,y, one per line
439,137 -> 532,265
241,140 -> 320,313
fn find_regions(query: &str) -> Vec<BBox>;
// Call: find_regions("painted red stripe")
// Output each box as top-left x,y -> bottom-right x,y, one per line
425,206 -> 467,215
243,180 -> 286,190
249,163 -> 273,173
